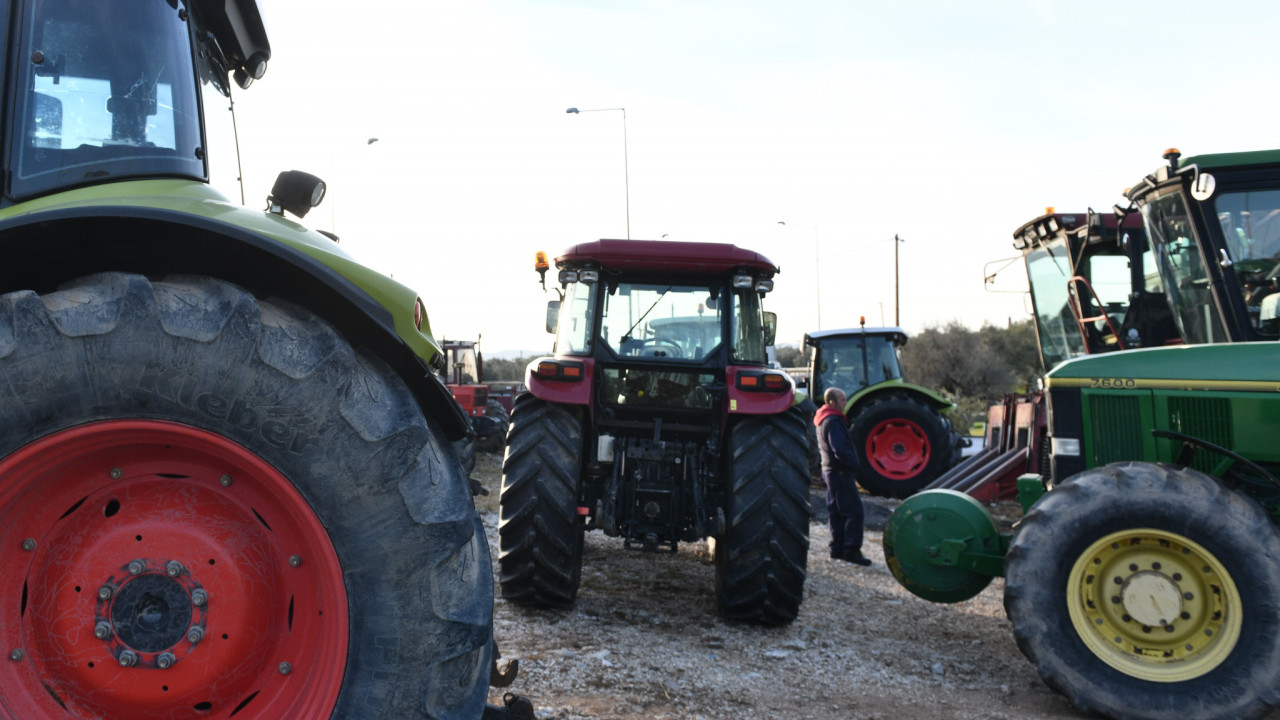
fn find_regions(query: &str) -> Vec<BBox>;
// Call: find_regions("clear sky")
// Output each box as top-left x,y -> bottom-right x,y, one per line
220,0 -> 1277,355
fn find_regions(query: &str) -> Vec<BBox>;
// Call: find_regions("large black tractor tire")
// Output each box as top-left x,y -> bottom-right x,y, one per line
0,274 -> 492,720
848,393 -> 953,498
498,394 -> 584,608
1005,462 -> 1280,720
715,408 -> 811,625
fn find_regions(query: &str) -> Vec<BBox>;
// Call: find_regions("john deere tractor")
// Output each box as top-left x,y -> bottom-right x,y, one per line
883,149 -> 1280,720
0,2 -> 508,719
498,240 -> 809,625
804,324 -> 963,497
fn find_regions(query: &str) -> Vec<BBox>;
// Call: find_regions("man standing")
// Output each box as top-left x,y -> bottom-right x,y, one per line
814,387 -> 872,566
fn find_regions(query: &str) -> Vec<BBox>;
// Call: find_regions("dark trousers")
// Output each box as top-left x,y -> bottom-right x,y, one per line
823,470 -> 864,557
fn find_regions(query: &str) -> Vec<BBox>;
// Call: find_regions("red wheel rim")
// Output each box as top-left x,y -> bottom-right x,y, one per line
865,418 -> 931,481
0,420 -> 348,719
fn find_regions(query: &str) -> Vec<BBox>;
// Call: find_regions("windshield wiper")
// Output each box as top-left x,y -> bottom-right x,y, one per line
620,285 -> 672,342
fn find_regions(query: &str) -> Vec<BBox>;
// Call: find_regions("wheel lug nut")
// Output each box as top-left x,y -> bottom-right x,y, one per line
166,560 -> 184,577
98,585 -> 115,600
128,559 -> 146,575
21,538 -> 36,551
1184,592 -> 1194,600
1173,573 -> 1183,581
191,589 -> 207,606
109,467 -> 123,479
118,650 -> 138,667
220,474 -> 233,487
288,555 -> 302,568
1122,614 -> 1132,622
187,626 -> 204,644
279,661 -> 292,675
1129,563 -> 1139,572
1110,596 -> 1121,604
156,652 -> 176,669
1152,562 -> 1161,570
1181,612 -> 1191,620
93,622 -> 112,640
9,648 -> 23,662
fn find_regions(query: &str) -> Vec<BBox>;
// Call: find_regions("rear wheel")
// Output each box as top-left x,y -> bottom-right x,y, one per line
1005,462 -> 1280,720
849,393 -> 952,498
0,274 -> 492,720
498,394 -> 584,608
715,408 -> 810,625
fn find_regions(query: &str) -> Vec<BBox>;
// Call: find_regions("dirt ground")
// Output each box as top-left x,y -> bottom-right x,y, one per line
473,452 -> 1085,720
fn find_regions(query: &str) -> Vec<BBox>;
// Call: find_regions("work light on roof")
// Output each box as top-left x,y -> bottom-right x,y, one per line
733,274 -> 754,289
755,279 -> 774,293
579,269 -> 600,284
558,269 -> 578,284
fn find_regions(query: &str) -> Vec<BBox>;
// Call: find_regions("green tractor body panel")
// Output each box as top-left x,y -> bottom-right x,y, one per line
0,179 -> 441,363
1045,343 -> 1280,483
844,378 -> 955,416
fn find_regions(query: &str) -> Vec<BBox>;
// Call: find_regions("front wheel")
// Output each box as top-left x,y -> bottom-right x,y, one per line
848,393 -> 952,498
715,409 -> 810,625
0,274 -> 492,720
1005,462 -> 1280,720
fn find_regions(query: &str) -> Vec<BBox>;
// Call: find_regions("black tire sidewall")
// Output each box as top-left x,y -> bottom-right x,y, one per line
0,274 -> 492,719
848,393 -> 951,498
1005,463 -> 1280,720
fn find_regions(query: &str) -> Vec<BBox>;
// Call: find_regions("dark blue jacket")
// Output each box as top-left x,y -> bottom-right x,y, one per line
815,406 -> 860,476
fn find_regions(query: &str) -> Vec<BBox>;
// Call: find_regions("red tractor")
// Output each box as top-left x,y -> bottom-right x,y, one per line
498,240 -> 810,625
441,338 -> 510,457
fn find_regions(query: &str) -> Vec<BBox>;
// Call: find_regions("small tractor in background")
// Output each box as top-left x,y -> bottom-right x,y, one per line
0,2 -> 513,718
441,337 -> 511,460
499,239 -> 810,625
883,148 -> 1280,720
803,323 -> 964,498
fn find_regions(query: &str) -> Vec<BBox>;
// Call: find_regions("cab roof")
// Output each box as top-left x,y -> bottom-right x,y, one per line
555,239 -> 778,276
805,327 -> 908,345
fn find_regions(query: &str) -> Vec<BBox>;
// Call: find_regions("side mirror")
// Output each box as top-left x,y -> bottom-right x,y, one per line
762,311 -> 777,347
546,300 -> 560,334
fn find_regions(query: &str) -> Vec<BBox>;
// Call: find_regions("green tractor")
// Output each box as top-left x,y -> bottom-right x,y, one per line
883,148 -> 1280,720
804,323 -> 964,497
0,2 -> 514,719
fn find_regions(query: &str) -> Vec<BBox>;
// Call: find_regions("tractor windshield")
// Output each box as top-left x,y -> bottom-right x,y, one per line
11,0 -> 204,199
816,334 -> 902,395
603,282 -> 724,362
1211,188 -> 1280,338
1142,190 -> 1229,344
1025,236 -> 1088,369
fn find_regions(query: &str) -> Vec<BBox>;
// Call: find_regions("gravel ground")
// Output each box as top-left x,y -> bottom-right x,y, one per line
474,451 -> 1086,720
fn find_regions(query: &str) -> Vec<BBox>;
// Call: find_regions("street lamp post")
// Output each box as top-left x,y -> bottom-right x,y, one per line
778,221 -> 821,330
567,107 -> 629,239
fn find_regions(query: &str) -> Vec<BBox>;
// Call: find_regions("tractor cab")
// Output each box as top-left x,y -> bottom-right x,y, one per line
1011,209 -> 1176,373
1125,148 -> 1280,343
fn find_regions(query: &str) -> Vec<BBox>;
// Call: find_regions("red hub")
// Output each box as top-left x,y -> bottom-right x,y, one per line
865,418 -> 931,481
0,421 -> 347,719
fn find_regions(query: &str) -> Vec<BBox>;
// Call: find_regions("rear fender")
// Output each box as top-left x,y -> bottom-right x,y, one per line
0,208 -> 470,439
846,381 -> 955,415
524,357 -> 594,406
725,366 -> 795,415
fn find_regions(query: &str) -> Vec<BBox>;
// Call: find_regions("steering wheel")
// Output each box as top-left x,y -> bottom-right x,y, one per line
640,339 -> 683,358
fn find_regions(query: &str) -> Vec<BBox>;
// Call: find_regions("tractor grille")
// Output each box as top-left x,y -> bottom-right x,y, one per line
1088,395 -> 1143,466
1167,396 -> 1233,473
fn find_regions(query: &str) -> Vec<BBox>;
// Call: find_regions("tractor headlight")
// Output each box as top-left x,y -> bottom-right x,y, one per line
1052,437 -> 1081,457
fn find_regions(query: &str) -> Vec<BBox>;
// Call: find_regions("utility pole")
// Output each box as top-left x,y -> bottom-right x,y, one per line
894,234 -> 904,326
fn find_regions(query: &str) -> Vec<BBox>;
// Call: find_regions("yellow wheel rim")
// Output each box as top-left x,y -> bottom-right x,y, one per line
1067,528 -> 1241,682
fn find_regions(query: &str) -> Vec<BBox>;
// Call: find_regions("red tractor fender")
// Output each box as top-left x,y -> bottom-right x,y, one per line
725,366 -> 795,415
524,357 -> 594,406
